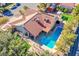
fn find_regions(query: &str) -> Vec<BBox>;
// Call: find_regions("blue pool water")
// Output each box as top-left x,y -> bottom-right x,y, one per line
38,26 -> 63,48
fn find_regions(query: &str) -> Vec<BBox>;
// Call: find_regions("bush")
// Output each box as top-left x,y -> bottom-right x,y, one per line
63,8 -> 68,13
0,17 -> 8,25
62,16 -> 68,21
56,6 -> 68,13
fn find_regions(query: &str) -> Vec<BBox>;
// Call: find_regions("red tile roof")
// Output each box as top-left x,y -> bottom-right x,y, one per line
59,3 -> 75,8
24,13 -> 56,37
24,19 -> 43,37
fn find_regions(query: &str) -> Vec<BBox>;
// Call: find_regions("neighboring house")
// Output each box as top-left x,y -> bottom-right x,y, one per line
59,3 -> 75,9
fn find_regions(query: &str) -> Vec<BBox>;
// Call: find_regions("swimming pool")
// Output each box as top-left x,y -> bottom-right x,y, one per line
38,25 -> 63,48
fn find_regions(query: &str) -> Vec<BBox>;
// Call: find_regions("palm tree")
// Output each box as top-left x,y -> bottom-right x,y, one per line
37,3 -> 48,12
19,9 -> 25,19
0,17 -> 8,25
19,6 -> 28,19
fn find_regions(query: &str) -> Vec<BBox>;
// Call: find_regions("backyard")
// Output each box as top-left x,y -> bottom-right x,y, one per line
37,23 -> 64,48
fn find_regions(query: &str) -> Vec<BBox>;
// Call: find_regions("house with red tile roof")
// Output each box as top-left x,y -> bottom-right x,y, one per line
24,13 -> 56,39
59,3 -> 75,9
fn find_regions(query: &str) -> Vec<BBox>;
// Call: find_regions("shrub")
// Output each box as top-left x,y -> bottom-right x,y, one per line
56,6 -> 68,13
0,17 -> 8,25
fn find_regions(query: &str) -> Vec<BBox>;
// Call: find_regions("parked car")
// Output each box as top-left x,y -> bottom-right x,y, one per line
11,5 -> 17,10
16,3 -> 21,6
3,10 -> 13,16
11,3 -> 21,10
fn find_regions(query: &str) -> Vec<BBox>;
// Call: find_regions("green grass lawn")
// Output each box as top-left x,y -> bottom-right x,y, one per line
61,13 -> 73,22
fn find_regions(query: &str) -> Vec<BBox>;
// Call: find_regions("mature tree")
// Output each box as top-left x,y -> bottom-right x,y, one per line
63,8 -> 68,13
0,29 -> 31,56
72,4 -> 79,24
72,4 -> 79,16
56,16 -> 77,55
56,31 -> 76,55
56,6 -> 68,13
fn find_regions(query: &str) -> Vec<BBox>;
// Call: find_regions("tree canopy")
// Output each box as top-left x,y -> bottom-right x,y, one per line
0,29 -> 31,56
37,3 -> 48,12
55,5 -> 79,55
72,4 -> 79,16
